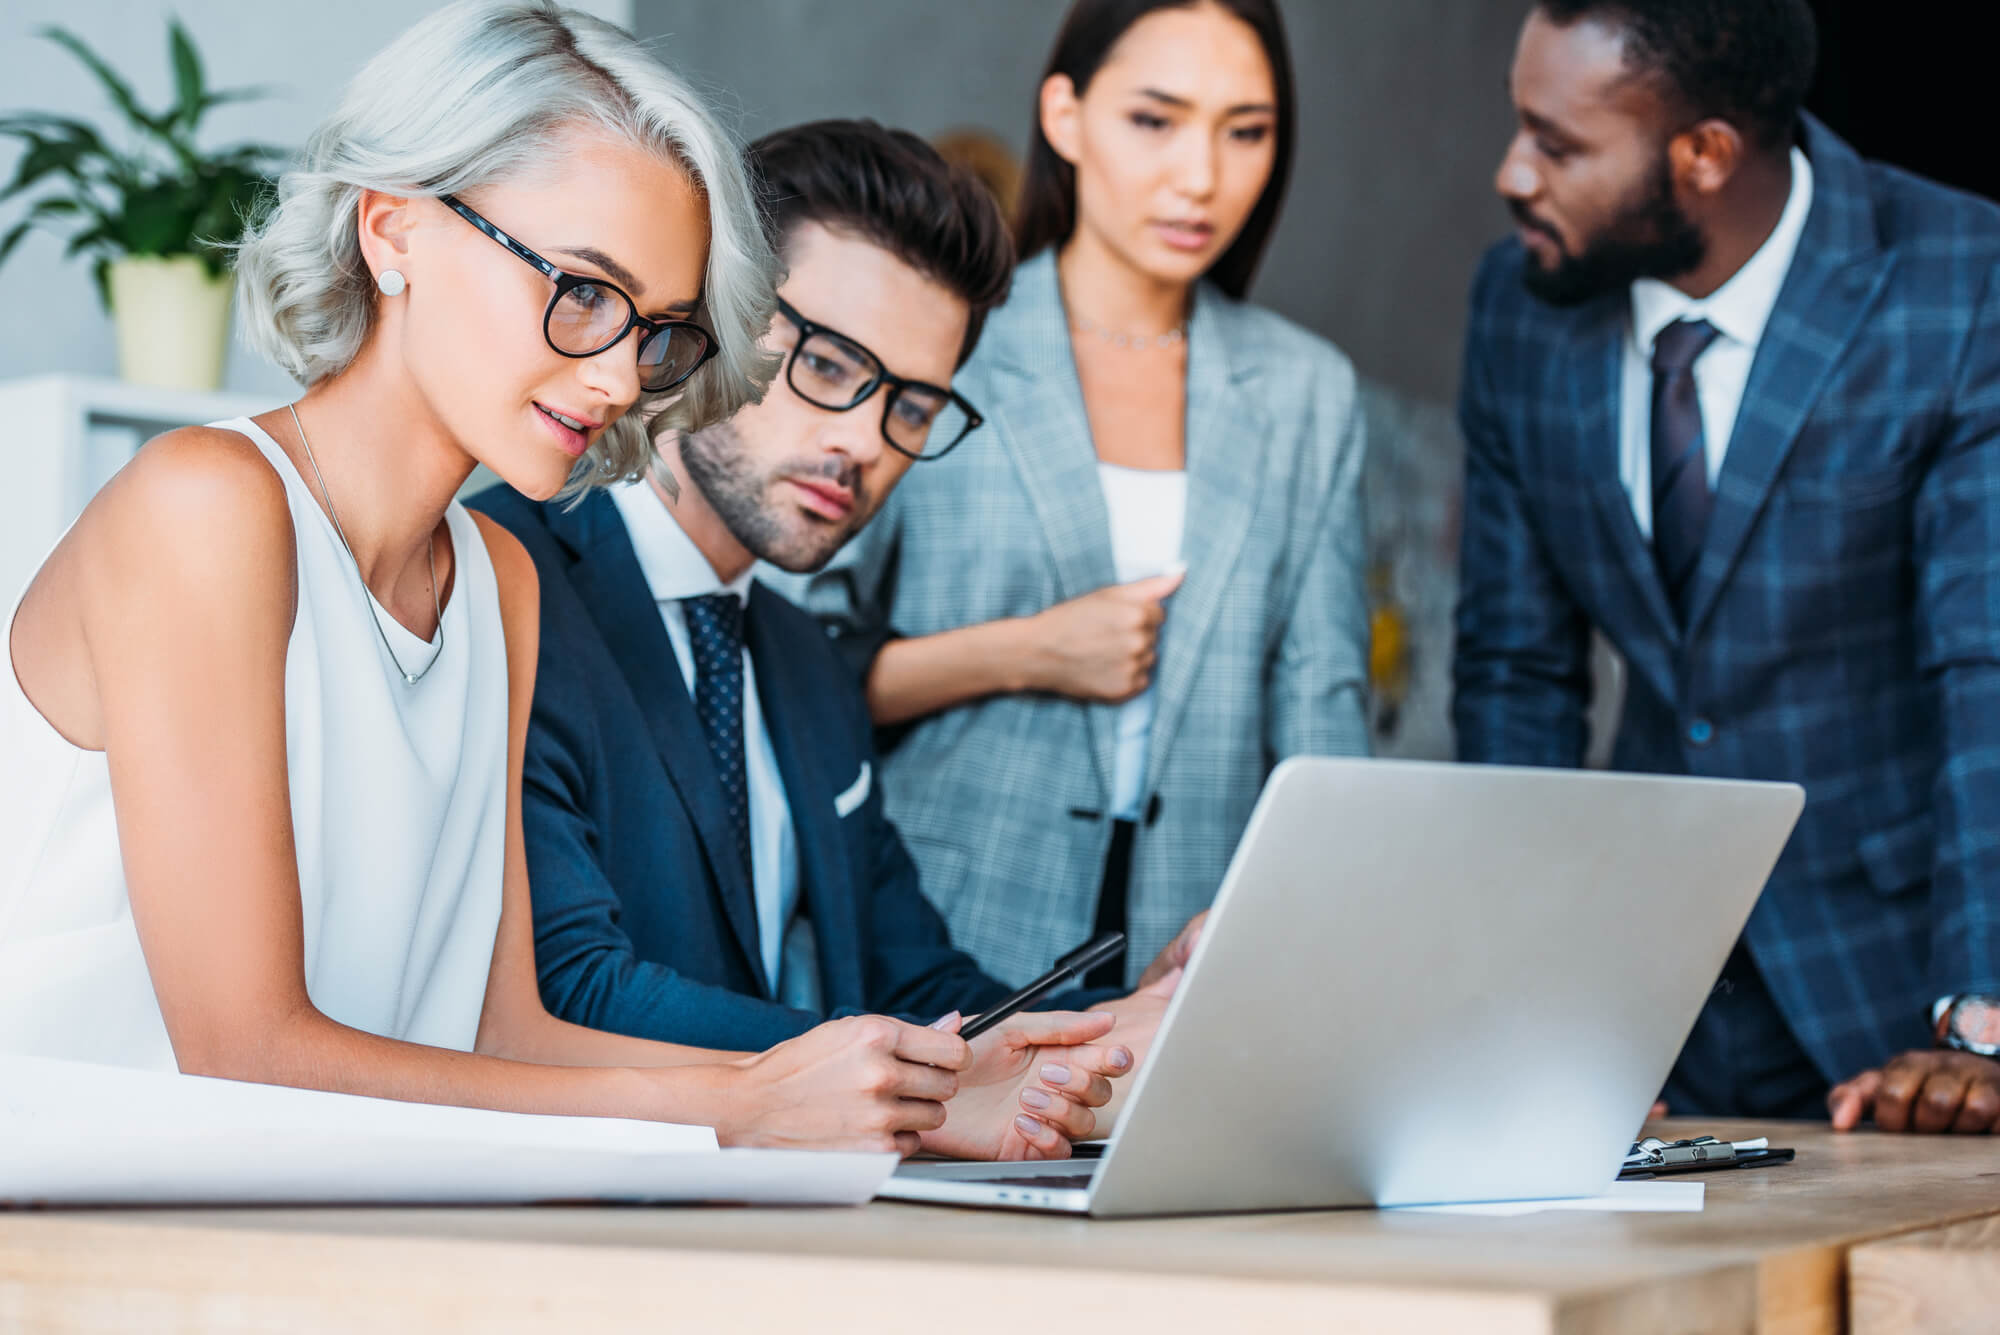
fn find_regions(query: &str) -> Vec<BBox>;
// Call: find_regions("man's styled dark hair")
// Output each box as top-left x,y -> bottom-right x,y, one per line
748,119 -> 1014,368
1013,0 -> 1297,301
1536,0 -> 1818,152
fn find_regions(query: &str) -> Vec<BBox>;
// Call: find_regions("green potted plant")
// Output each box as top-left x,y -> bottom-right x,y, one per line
0,20 -> 285,391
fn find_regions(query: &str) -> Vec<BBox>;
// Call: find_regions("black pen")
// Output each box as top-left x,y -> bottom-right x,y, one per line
949,932 -> 1126,1041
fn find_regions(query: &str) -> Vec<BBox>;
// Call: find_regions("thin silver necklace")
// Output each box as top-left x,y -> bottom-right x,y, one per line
1069,308 -> 1189,349
287,403 -> 444,686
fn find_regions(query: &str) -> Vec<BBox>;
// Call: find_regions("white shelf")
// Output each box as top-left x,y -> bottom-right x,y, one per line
1,374 -> 277,603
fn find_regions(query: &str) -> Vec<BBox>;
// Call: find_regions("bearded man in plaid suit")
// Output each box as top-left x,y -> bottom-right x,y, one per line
1454,0 -> 2000,1131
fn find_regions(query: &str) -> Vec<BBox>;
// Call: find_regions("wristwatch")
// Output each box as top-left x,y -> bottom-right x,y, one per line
1934,995 -> 2000,1058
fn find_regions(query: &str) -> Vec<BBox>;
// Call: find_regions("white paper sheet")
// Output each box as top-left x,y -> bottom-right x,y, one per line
0,1054 -> 896,1207
1389,1180 -> 1704,1216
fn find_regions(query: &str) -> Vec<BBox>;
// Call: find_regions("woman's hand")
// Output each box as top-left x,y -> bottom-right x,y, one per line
862,567 -> 1183,725
1022,569 -> 1184,703
917,1011 -> 1132,1160
712,1015 -> 972,1154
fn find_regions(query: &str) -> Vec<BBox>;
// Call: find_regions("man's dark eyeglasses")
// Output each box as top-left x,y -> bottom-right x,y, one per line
441,194 -> 719,393
774,297 -> 983,461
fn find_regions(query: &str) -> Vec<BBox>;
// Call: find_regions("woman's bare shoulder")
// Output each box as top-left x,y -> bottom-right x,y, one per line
469,509 -> 539,625
11,425 -> 302,749
115,422 -> 292,516
70,423 -> 300,616
468,509 -> 540,709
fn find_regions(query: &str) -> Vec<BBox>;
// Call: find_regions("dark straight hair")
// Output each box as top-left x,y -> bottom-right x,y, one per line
749,119 -> 1015,367
1013,0 -> 1296,301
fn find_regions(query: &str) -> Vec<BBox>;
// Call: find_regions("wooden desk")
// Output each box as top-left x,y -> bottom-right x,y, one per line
2,1121 -> 1996,1334
1849,1214 -> 2000,1335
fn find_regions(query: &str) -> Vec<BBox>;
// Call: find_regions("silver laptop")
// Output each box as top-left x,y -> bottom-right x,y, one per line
883,757 -> 1803,1217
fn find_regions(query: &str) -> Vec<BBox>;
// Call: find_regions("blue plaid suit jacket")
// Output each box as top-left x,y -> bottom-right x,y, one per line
1453,115 -> 2000,1085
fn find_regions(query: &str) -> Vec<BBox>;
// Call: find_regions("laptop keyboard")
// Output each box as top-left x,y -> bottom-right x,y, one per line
961,1172 -> 1096,1190
893,1148 -> 1109,1193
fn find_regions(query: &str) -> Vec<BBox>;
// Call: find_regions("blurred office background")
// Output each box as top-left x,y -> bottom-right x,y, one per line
3,0 -> 1990,761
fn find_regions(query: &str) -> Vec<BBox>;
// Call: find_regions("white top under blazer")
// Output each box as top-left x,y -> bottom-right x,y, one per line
0,417 -> 509,1070
1095,461 -> 1188,821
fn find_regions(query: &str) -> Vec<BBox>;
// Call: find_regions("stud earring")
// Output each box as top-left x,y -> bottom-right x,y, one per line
376,269 -> 406,297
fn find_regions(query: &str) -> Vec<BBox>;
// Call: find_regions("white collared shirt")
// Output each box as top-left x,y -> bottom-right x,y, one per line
610,479 -> 798,994
1618,147 -> 1814,537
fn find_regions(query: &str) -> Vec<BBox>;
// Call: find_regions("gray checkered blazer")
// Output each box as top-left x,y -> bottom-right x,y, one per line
795,251 -> 1371,986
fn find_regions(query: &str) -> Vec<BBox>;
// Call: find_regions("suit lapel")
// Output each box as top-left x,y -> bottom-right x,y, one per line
550,493 -> 766,988
986,253 -> 1121,803
1142,291 -> 1270,800
1559,299 -> 1683,704
744,586 -> 863,1009
1681,120 -> 1891,640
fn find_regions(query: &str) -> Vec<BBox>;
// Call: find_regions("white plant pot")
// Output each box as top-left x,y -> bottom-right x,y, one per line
107,255 -> 234,392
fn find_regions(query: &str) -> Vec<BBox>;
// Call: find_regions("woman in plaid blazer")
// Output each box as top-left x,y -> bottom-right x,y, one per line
798,0 -> 1371,986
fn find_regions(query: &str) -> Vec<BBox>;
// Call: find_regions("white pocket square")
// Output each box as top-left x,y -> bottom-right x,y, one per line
833,762 -> 872,818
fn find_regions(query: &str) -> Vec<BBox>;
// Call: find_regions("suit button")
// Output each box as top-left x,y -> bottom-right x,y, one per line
1687,719 -> 1715,747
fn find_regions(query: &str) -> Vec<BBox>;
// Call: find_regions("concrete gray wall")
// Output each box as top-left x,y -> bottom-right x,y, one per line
635,0 -> 1533,407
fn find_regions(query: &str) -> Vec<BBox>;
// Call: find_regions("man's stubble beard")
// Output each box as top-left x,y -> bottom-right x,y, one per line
675,419 -> 873,575
1514,153 -> 1707,307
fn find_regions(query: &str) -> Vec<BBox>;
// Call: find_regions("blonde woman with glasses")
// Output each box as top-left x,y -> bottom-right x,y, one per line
0,1 -> 1120,1156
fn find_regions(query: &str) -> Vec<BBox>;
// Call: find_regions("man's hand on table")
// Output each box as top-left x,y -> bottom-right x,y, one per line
1828,1051 -> 2000,1133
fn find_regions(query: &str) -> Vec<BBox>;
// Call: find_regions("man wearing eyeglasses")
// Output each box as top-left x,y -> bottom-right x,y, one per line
471,120 -> 1196,1159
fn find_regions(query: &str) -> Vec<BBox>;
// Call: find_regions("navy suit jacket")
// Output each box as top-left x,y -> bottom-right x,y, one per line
1453,115 -> 2000,1085
470,483 -> 1059,1053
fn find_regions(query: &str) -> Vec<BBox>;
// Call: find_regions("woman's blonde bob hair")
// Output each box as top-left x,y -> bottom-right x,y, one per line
234,1 -> 777,488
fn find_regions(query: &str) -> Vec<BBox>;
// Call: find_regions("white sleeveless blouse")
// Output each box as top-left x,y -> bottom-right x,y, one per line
0,418 -> 508,1070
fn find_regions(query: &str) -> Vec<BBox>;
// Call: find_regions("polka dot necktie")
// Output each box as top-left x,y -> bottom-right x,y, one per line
682,593 -> 753,885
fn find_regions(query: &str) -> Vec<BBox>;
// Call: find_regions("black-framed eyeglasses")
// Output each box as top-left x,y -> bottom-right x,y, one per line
774,297 -> 983,461
441,194 -> 719,393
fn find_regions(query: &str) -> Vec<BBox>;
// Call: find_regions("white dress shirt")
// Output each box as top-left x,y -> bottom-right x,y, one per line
1096,462 -> 1188,820
610,479 -> 799,995
1619,147 -> 1814,536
